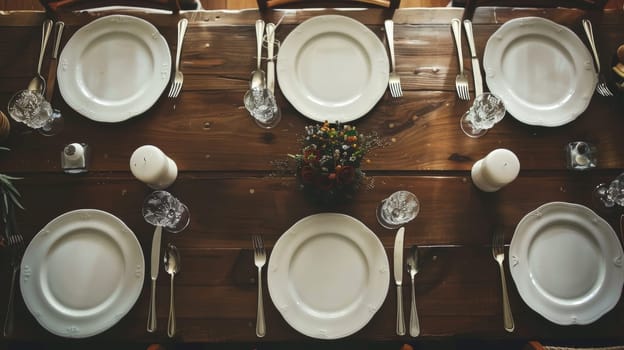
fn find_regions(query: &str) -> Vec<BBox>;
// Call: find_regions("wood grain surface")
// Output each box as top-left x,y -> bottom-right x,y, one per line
0,7 -> 623,346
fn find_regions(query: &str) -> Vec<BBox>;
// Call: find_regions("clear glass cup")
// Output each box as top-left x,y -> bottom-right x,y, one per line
8,89 -> 53,129
594,172 -> 624,208
7,89 -> 63,135
244,87 -> 281,129
142,190 -> 190,233
376,190 -> 420,229
460,93 -> 506,138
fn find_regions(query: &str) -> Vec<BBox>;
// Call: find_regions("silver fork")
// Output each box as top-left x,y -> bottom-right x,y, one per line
406,246 -> 420,337
384,19 -> 403,98
582,19 -> 613,97
451,18 -> 470,100
492,229 -> 514,333
252,235 -> 266,338
168,18 -> 188,98
3,228 -> 25,337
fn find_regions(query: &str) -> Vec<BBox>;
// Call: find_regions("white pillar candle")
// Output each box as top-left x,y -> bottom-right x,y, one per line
471,148 -> 520,192
130,145 -> 178,190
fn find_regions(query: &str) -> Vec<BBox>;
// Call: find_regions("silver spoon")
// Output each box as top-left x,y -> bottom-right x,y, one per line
28,19 -> 53,94
164,243 -> 181,338
250,19 -> 266,90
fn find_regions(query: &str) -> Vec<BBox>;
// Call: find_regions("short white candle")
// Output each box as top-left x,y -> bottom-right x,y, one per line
471,148 -> 520,192
130,145 -> 178,190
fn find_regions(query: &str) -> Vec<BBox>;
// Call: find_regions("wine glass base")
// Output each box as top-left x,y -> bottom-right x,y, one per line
460,115 -> 488,138
38,109 -> 64,136
375,203 -> 402,229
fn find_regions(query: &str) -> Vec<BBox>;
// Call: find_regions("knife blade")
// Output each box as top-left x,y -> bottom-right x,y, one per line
266,22 -> 276,94
463,19 -> 483,98
147,224 -> 162,332
393,226 -> 406,335
45,21 -> 64,102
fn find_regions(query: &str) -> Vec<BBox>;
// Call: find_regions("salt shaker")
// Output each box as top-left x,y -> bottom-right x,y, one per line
61,143 -> 89,174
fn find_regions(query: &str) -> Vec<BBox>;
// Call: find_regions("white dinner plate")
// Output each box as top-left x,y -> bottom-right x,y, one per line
58,15 -> 171,123
20,209 -> 144,338
510,202 -> 624,325
483,17 -> 597,127
276,15 -> 389,123
268,213 -> 389,339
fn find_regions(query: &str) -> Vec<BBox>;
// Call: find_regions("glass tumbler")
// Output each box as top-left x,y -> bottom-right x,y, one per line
7,89 -> 53,129
142,190 -> 190,233
376,190 -> 420,229
243,87 -> 281,129
460,93 -> 506,138
594,172 -> 624,208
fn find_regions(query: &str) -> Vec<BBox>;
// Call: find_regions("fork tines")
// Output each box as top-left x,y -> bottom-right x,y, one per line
597,80 -> 614,97
252,234 -> 264,252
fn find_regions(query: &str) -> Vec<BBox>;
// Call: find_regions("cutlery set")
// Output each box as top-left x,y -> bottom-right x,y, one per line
393,226 -> 515,335
243,19 -> 281,128
452,17 -> 613,101
146,225 -> 182,338
393,227 -> 420,337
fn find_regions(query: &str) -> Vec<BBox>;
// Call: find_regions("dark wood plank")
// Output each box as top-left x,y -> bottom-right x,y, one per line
1,7 -> 624,345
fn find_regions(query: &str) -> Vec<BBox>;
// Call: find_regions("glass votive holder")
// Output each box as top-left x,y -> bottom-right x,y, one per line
244,87 -> 281,129
376,190 -> 420,229
594,172 -> 624,208
460,92 -> 506,138
7,89 -> 53,129
142,190 -> 190,233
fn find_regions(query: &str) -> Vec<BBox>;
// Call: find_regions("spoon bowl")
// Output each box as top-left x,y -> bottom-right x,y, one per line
165,243 -> 181,275
164,243 -> 180,338
27,75 -> 46,94
250,70 -> 266,90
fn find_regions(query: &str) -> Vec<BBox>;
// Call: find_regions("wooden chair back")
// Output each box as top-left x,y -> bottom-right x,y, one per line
462,0 -> 607,19
39,0 -> 184,14
257,0 -> 401,10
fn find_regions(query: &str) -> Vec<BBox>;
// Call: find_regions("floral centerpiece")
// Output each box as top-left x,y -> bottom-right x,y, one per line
287,121 -> 381,204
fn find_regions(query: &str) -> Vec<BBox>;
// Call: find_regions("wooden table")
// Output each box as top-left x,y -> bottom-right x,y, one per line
0,6 -> 624,346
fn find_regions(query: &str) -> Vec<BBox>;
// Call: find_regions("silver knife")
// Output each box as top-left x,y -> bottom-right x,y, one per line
147,225 -> 162,332
266,23 -> 276,94
463,19 -> 483,98
45,21 -> 64,102
394,227 -> 406,336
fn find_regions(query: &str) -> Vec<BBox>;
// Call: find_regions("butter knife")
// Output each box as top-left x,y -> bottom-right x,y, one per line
45,21 -> 64,102
463,19 -> 482,98
147,225 -> 162,333
394,227 -> 406,336
266,23 -> 276,94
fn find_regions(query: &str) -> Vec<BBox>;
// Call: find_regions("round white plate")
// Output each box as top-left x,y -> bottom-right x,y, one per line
58,15 -> 171,123
268,213 -> 389,339
20,209 -> 144,338
276,15 -> 389,123
483,17 -> 597,127
510,202 -> 624,325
